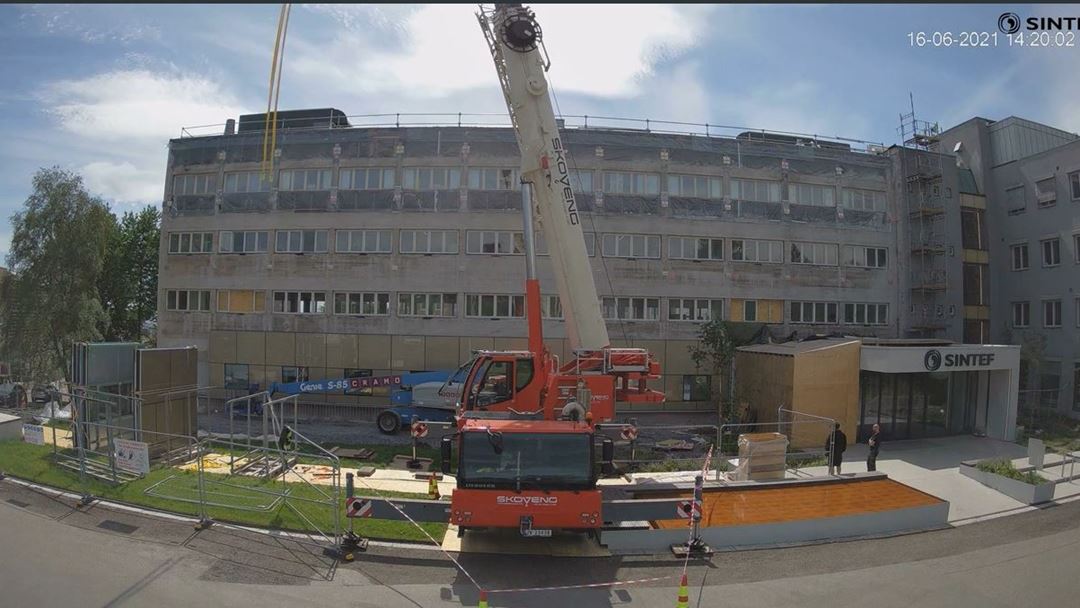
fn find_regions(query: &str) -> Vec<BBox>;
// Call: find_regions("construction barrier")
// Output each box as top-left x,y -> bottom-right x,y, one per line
593,422 -> 722,480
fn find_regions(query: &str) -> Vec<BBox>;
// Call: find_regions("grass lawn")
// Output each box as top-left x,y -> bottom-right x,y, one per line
0,440 -> 447,543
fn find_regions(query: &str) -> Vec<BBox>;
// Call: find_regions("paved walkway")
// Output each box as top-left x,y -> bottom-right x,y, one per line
2,475 -> 1080,607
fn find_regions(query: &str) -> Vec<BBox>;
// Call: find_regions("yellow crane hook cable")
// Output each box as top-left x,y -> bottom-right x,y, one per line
261,4 -> 291,180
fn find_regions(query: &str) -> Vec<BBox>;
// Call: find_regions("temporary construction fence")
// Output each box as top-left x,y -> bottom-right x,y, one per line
29,387 -> 343,558
713,407 -> 836,480
592,422 -> 722,480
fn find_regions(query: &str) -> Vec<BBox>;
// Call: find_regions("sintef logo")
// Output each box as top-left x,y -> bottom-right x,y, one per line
924,350 -> 943,372
999,12 -> 1080,34
998,12 -> 1021,34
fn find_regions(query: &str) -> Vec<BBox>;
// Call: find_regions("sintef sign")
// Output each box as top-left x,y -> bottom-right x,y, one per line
924,349 -> 996,372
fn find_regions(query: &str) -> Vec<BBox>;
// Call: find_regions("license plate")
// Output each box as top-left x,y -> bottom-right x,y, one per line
522,528 -> 552,538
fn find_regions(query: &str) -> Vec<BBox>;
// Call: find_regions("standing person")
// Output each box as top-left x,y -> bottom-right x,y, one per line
867,423 -> 882,472
825,423 -> 847,475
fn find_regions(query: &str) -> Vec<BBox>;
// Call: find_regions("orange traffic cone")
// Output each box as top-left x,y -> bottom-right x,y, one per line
477,590 -> 489,608
675,573 -> 689,608
428,473 -> 441,500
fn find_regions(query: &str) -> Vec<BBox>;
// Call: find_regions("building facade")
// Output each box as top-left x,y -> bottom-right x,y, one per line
936,117 -> 1080,416
158,113 -> 910,411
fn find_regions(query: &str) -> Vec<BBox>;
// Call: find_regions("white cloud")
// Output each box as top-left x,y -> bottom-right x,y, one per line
44,69 -> 245,142
38,70 -> 244,203
289,4 -> 705,100
80,161 -> 163,205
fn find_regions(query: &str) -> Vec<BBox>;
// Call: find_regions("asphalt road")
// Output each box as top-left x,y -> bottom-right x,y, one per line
1,478 -> 1079,607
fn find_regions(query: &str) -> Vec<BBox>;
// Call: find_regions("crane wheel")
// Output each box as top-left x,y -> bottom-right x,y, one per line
376,411 -> 401,435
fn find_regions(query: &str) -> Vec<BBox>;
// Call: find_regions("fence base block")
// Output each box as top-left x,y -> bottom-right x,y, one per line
194,517 -> 214,531
670,540 -> 714,558
340,532 -> 369,561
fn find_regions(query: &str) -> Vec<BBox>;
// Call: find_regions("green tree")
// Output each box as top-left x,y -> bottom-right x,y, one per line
1,168 -> 115,381
99,206 -> 160,342
688,319 -> 753,420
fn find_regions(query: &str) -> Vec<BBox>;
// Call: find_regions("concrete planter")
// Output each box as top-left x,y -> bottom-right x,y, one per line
959,461 -> 1055,505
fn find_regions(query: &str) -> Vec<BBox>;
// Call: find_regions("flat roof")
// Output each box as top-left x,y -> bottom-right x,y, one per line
738,338 -> 859,356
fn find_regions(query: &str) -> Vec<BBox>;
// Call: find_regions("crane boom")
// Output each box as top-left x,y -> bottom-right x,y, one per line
478,4 -> 609,353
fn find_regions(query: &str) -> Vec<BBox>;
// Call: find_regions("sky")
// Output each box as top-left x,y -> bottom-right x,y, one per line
0,3 -> 1076,261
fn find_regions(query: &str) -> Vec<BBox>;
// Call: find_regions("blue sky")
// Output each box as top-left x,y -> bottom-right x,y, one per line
0,3 -> 1076,261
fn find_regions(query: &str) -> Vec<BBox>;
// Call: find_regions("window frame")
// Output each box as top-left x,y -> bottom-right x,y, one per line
223,363 -> 250,390
668,236 -> 724,261
398,293 -> 458,318
271,291 -> 327,314
335,229 -> 392,254
790,241 -> 839,266
333,292 -> 391,316
465,294 -> 526,319
666,174 -> 721,199
1069,171 -> 1080,201
1010,242 -> 1030,271
339,167 -> 395,190
466,167 -> 517,191
223,171 -> 271,194
842,302 -> 889,326
1043,299 -> 1062,328
789,182 -> 836,207
278,168 -> 332,191
600,234 -> 661,259
1041,237 -> 1061,267
602,171 -> 660,196
790,301 -> 839,324
465,230 -> 525,256
841,188 -> 885,211
1011,301 -> 1030,328
275,230 -> 329,254
730,178 -> 781,203
400,229 -> 459,255
217,289 -> 266,314
843,245 -> 887,268
173,173 -> 217,196
165,289 -> 211,312
168,232 -> 214,254
601,296 -> 660,321
730,238 -> 784,263
667,298 -> 724,322
403,167 -> 462,191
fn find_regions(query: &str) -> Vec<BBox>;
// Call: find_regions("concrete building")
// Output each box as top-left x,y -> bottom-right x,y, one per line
935,118 -> 1079,416
155,109 -> 1074,419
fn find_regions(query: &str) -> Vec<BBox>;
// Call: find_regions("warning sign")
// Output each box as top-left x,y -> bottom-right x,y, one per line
346,497 -> 374,518
620,425 -> 639,441
410,421 -> 429,439
113,438 -> 150,475
22,424 -> 44,446
676,500 -> 700,519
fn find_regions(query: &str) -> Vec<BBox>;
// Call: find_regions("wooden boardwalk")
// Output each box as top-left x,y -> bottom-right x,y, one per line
653,478 -> 942,529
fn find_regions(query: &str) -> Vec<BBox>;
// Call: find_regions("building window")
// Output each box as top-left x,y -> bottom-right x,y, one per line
1035,177 -> 1057,207
276,230 -> 328,254
1075,234 -> 1080,264
336,230 -> 392,254
1043,299 -> 1062,328
668,236 -> 723,261
789,182 -> 836,207
334,292 -> 390,316
841,188 -> 885,211
173,174 -> 216,195
743,300 -> 758,322
790,301 -> 838,324
667,174 -> 721,198
223,171 -> 271,193
791,242 -> 839,266
1039,361 -> 1062,408
602,296 -> 659,321
583,233 -> 596,257
278,169 -> 332,191
602,171 -> 660,195
405,167 -> 461,190
1070,171 -> 1080,200
568,170 -> 593,193
165,289 -> 211,312
730,178 -> 781,203
220,230 -> 269,253
466,167 -> 515,190
224,364 -> 249,390
668,298 -> 724,322
281,366 -> 309,384
168,232 -> 214,254
1006,185 -> 1026,215
217,290 -> 265,313
466,294 -> 525,319
541,295 -> 563,319
466,230 -> 524,255
399,293 -> 458,318
843,245 -> 887,268
1076,297 -> 1080,327
339,167 -> 395,190
272,291 -> 327,314
1041,238 -> 1061,267
1010,243 -> 1029,271
963,263 -> 988,306
1011,301 -> 1030,328
843,303 -> 888,326
960,208 -> 987,250
1073,363 -> 1080,412
601,234 -> 661,259
400,229 -> 458,254
681,375 -> 711,401
731,238 -> 784,263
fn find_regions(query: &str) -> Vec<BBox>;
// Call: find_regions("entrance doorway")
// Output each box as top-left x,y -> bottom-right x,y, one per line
858,370 -> 987,442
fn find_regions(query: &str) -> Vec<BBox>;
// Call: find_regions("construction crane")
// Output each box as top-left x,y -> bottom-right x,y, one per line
438,4 -> 666,539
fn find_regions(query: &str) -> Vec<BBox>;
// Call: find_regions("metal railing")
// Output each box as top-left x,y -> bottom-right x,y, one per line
179,111 -> 886,153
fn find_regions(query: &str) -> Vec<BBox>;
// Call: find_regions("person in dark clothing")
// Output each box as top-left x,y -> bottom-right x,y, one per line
825,423 -> 847,475
867,423 -> 882,472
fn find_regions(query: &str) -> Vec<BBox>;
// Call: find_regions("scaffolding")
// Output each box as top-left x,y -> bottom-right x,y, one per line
899,96 -> 949,337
